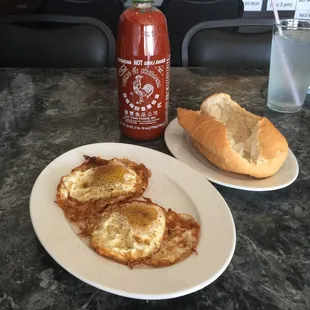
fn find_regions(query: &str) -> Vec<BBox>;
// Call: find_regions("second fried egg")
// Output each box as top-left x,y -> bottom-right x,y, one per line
90,201 -> 166,266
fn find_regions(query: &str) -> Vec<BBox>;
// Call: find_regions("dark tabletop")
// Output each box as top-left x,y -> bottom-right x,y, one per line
0,68 -> 309,310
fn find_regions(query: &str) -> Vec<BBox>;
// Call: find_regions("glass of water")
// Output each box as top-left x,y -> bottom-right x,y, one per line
267,19 -> 310,113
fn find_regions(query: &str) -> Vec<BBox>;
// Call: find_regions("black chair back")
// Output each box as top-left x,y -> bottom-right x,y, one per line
38,0 -> 124,38
0,15 -> 115,68
182,19 -> 273,68
161,0 -> 244,66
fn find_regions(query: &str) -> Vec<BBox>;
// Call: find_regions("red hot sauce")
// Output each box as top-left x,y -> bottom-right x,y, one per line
116,0 -> 170,141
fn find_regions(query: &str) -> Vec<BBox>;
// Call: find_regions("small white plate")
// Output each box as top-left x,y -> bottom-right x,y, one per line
30,143 -> 236,300
165,118 -> 299,191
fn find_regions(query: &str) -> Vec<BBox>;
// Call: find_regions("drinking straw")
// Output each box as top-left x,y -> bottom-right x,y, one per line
271,0 -> 283,36
270,0 -> 303,107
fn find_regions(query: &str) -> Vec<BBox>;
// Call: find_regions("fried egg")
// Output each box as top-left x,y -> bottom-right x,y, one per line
56,156 -> 151,222
90,201 -> 166,266
143,209 -> 200,267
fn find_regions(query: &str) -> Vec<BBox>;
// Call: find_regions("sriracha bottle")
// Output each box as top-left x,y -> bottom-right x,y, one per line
116,0 -> 170,141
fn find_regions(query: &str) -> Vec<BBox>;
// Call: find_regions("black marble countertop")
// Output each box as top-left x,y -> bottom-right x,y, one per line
0,68 -> 309,310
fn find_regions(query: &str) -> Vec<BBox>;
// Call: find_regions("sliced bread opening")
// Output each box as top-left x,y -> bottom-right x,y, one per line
200,94 -> 261,162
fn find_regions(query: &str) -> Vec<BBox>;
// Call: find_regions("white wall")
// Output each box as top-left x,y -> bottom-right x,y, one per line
124,0 -> 310,17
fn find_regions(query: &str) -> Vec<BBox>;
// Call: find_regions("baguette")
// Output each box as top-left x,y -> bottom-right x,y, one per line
177,93 -> 288,179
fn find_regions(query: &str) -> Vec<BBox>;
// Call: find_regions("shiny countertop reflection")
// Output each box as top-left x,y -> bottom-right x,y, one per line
0,68 -> 309,310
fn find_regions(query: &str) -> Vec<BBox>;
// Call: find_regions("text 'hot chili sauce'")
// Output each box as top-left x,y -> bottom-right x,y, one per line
116,0 -> 170,141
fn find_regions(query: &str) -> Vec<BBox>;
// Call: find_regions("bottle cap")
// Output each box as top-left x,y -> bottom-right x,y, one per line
133,0 -> 153,3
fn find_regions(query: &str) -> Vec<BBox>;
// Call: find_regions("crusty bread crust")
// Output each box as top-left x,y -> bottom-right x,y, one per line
177,94 -> 288,178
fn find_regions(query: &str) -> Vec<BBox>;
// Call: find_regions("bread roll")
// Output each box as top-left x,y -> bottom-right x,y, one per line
177,93 -> 288,178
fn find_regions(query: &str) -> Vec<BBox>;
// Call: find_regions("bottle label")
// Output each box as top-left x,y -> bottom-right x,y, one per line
117,56 -> 170,131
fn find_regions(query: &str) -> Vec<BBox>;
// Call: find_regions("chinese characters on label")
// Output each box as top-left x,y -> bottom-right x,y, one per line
117,57 -> 169,131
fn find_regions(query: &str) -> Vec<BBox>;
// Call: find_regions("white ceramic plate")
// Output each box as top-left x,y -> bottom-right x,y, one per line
30,143 -> 236,300
165,118 -> 299,192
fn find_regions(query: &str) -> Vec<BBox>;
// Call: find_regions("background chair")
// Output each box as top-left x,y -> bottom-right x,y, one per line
160,0 -> 244,66
0,14 -> 115,68
182,19 -> 274,68
38,0 -> 124,39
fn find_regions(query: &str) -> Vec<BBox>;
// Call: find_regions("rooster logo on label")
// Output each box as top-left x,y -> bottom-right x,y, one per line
133,75 -> 154,103
118,63 -> 163,112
